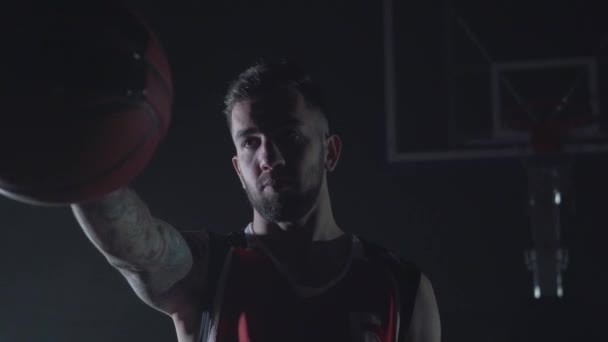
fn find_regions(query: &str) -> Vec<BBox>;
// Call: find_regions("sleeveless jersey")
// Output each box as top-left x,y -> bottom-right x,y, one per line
187,226 -> 420,342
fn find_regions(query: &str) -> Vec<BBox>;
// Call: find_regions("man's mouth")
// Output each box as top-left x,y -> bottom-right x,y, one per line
263,178 -> 294,189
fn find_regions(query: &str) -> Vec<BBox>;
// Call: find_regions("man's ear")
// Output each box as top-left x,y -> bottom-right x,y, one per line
232,156 -> 246,188
325,134 -> 342,172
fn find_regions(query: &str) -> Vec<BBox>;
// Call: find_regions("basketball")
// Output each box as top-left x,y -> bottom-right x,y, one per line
0,1 -> 172,205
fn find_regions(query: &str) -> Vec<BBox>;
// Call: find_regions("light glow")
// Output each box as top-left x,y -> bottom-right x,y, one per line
554,190 -> 561,205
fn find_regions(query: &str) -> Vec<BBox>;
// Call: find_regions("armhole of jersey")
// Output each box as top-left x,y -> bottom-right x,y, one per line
197,230 -> 246,342
392,259 -> 421,341
358,237 -> 421,342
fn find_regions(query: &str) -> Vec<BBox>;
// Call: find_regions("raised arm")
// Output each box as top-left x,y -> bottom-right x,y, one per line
71,187 -> 209,318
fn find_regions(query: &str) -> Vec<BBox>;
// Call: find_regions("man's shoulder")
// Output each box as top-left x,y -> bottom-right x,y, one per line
179,228 -> 246,270
180,229 -> 245,252
354,235 -> 420,273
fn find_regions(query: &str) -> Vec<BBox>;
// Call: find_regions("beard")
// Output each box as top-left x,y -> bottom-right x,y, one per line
243,153 -> 325,222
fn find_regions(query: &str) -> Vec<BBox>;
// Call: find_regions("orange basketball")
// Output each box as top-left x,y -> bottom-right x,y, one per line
1,1 -> 172,205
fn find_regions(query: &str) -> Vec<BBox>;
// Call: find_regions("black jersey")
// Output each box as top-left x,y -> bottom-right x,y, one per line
184,226 -> 420,342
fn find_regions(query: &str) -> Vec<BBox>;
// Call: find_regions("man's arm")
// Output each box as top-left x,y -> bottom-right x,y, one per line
71,187 -> 209,317
405,273 -> 441,342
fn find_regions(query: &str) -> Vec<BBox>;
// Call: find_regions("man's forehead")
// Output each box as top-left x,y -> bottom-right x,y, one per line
250,89 -> 299,119
231,93 -> 316,131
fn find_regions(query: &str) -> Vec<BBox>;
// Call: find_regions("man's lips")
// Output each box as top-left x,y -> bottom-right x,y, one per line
262,178 -> 294,188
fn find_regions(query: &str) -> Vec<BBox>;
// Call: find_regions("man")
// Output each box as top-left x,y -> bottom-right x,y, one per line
72,60 -> 440,341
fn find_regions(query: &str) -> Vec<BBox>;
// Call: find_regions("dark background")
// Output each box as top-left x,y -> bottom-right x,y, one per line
1,0 -> 607,341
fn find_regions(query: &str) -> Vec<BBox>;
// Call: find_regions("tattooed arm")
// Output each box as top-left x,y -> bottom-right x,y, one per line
71,187 -> 209,320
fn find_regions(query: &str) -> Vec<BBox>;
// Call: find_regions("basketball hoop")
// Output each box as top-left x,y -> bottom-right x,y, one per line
503,99 -> 595,154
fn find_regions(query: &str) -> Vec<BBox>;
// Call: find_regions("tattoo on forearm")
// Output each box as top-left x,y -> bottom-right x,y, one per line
73,188 -> 166,266
72,187 -> 195,308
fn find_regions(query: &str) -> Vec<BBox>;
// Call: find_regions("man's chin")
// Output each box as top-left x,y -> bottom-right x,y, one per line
247,184 -> 321,222
259,206 -> 298,222
256,200 -> 308,222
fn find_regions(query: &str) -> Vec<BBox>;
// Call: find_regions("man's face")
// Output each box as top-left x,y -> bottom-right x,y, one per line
230,92 -> 329,222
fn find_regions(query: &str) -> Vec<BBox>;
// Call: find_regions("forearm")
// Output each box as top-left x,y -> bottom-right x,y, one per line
71,187 -> 185,271
72,187 -> 196,312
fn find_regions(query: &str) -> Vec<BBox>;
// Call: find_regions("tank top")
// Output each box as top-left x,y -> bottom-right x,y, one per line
193,225 -> 420,342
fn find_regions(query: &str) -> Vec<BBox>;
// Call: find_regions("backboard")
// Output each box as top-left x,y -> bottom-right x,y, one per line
383,0 -> 608,162
382,0 -> 608,300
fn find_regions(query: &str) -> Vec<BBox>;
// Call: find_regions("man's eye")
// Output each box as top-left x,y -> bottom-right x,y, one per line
242,138 -> 260,149
285,130 -> 302,141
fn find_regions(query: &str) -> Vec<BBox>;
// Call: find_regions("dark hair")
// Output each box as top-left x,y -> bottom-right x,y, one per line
223,59 -> 330,130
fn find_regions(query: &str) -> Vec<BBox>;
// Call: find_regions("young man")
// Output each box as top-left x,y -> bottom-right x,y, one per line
72,60 -> 440,342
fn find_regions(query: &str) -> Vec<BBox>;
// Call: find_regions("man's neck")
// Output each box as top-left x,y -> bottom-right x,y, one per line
247,218 -> 352,289
251,209 -> 342,243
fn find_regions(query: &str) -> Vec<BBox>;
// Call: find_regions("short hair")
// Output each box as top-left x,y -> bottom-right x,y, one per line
223,59 -> 330,131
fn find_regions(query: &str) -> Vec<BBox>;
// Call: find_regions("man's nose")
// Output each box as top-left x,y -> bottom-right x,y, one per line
259,140 -> 286,171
